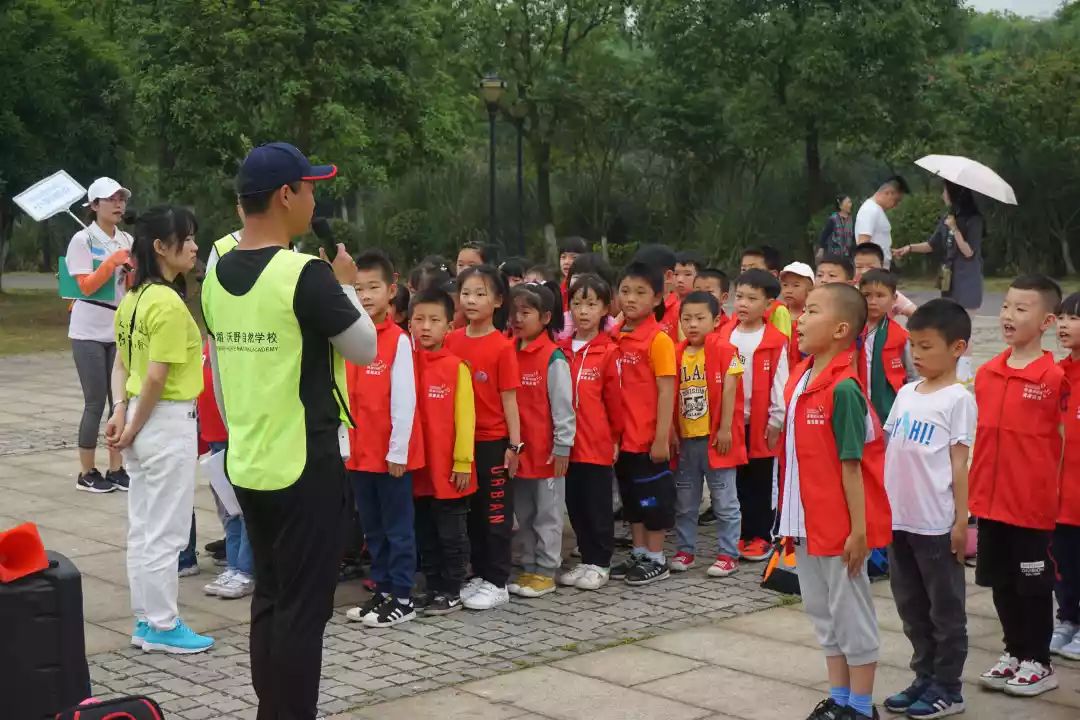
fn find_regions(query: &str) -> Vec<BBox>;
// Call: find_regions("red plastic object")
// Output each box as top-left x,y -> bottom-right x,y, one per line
0,522 -> 50,583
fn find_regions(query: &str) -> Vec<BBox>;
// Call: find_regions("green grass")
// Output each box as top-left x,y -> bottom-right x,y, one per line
0,289 -> 72,356
901,275 -> 1080,294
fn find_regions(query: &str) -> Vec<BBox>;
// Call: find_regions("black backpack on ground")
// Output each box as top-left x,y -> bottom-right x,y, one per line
55,696 -> 165,719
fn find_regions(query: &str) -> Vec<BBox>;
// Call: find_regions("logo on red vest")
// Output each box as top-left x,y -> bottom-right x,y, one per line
365,359 -> 389,376
427,383 -> 451,400
620,351 -> 643,366
1022,383 -> 1051,401
804,405 -> 827,426
475,370 -> 490,383
762,358 -> 772,373
890,358 -> 904,369
579,366 -> 601,382
522,370 -> 542,387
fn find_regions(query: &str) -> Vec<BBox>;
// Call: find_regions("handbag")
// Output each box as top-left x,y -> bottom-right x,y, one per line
936,263 -> 953,293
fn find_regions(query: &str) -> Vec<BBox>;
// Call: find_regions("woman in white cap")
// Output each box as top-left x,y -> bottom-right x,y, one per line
66,177 -> 134,493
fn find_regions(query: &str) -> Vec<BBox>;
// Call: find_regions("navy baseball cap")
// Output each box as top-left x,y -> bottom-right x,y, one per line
236,142 -> 337,196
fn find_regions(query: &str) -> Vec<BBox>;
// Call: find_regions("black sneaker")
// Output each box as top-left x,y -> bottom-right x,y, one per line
76,468 -> 115,493
106,467 -> 130,491
806,699 -> 845,720
625,558 -> 670,586
610,554 -> 643,580
412,589 -> 435,609
425,592 -> 463,615
698,506 -> 716,526
204,538 -> 226,555
839,706 -> 879,720
346,592 -> 390,622
364,597 -> 416,628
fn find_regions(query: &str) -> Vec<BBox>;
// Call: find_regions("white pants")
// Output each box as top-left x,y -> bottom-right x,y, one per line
124,398 -> 197,631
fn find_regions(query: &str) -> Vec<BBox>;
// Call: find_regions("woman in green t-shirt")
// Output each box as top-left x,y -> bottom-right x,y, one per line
104,205 -> 213,655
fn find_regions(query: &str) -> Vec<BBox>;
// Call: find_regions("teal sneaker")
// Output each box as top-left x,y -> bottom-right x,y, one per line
130,620 -> 149,649
141,619 -> 214,654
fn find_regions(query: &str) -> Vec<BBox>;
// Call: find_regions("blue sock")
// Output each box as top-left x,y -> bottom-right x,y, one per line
829,687 -> 850,708
632,545 -> 648,558
849,692 -> 873,718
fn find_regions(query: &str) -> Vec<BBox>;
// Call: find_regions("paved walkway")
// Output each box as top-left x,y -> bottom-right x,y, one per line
2,315 -> 1077,719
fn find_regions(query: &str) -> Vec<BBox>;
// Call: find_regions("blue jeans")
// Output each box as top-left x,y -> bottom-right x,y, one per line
674,437 -> 740,558
178,511 -> 197,570
208,441 -> 253,576
351,470 -> 416,599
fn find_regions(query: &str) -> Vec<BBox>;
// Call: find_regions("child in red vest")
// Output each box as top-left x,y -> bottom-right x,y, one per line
559,274 -> 623,591
880,300 -> 975,717
719,269 -> 789,562
858,269 -> 917,423
777,282 -> 891,720
671,291 -> 746,578
409,287 -> 476,616
780,262 -> 815,371
343,251 -> 424,629
971,275 -> 1067,696
445,265 -> 522,611
853,242 -> 918,318
610,261 -> 677,586
740,246 -> 792,338
558,236 -> 588,310
693,268 -> 730,327
632,244 -> 681,343
816,254 -> 855,285
1052,292 -> 1080,660
674,250 -> 704,302
507,282 -> 576,598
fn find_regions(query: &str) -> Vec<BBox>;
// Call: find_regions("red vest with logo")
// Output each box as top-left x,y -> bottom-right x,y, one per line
658,292 -> 681,344
970,350 -> 1066,530
1059,356 -> 1080,526
345,319 -> 424,473
615,315 -> 666,453
516,334 -> 562,479
675,336 -> 747,469
718,320 -> 787,458
413,348 -> 476,500
562,333 -> 623,466
778,352 -> 892,556
857,317 -> 909,392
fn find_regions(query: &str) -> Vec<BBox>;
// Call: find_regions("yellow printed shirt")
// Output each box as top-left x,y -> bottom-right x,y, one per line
115,284 -> 203,401
769,303 -> 793,338
679,346 -> 744,438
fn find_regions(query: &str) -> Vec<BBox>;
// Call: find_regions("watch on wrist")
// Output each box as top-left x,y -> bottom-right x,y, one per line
508,442 -> 525,454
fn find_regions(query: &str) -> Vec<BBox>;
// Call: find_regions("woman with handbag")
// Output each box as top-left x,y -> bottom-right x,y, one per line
105,205 -> 214,654
66,177 -> 135,493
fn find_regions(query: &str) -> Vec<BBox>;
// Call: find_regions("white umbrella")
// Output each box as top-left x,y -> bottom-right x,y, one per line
914,154 -> 1017,205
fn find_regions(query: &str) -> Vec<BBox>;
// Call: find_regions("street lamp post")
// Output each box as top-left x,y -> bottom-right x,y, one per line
510,101 -> 528,257
479,74 -> 507,250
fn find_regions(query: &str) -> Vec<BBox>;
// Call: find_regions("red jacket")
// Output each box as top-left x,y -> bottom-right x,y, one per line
969,350 -> 1067,530
718,320 -> 787,458
778,351 -> 891,556
675,335 -> 747,469
562,333 -> 623,466
857,317 -> 909,393
413,348 -> 476,500
197,340 -> 227,444
1060,355 -> 1080,525
615,315 -> 669,453
345,319 -> 424,473
515,334 -> 563,479
658,292 -> 681,344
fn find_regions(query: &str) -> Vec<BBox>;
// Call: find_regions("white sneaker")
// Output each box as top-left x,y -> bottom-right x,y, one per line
463,580 -> 509,610
575,565 -> 610,591
558,565 -> 589,587
1050,621 -> 1079,655
979,653 -> 1019,690
217,571 -> 254,599
1059,635 -> 1080,661
203,570 -> 235,596
1004,660 -> 1058,696
460,577 -> 484,601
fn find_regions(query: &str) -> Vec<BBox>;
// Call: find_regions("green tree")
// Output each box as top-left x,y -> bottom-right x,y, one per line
0,0 -> 128,290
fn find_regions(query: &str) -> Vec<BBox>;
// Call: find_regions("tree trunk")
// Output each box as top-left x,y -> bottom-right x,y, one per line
534,139 -> 558,265
1060,233 -> 1077,276
39,220 -> 53,272
805,121 -> 824,222
0,202 -> 13,293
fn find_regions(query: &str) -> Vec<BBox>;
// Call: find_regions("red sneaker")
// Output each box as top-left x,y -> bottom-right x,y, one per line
707,554 -> 739,577
740,538 -> 773,562
670,551 -> 696,572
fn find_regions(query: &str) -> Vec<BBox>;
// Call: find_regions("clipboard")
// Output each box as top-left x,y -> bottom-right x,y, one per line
58,257 -> 116,302
199,450 -> 242,517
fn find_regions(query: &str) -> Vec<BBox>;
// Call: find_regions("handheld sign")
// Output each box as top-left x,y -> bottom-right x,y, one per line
13,171 -> 86,222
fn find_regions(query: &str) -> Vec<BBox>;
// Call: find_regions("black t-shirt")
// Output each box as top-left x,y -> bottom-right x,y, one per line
212,246 -> 360,461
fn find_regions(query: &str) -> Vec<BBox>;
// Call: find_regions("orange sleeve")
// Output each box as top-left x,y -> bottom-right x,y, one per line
75,250 -> 128,295
649,332 -> 677,377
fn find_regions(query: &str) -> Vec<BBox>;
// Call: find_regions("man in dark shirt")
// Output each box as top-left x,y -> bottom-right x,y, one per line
205,142 -> 376,719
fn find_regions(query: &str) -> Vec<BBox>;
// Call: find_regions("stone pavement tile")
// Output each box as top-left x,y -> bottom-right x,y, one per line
0,487 -> 69,515
462,666 -> 710,720
553,645 -> 703,686
82,576 -> 141,623
346,688 -> 532,720
640,666 -> 826,720
641,624 -> 828,687
71,549 -> 130,586
176,578 -> 259,623
871,592 -> 1002,640
85,622 -> 135,654
31,505 -> 130,546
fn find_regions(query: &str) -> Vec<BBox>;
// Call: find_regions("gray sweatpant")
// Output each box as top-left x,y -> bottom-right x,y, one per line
72,339 -> 116,450
512,476 -> 565,577
795,542 -> 880,665
889,530 -> 967,692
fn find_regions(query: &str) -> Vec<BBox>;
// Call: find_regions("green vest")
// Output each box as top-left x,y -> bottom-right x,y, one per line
213,232 -> 240,259
201,248 -> 353,491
